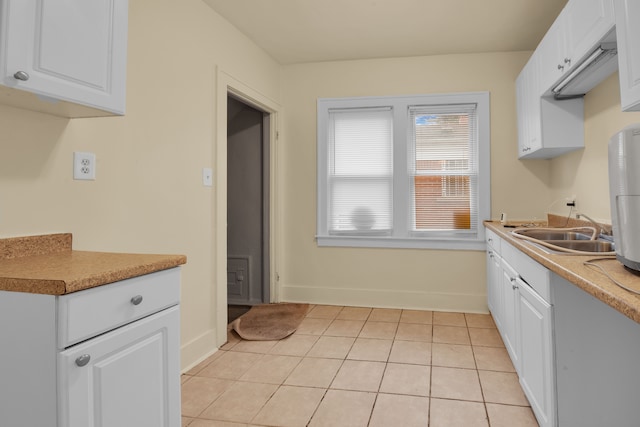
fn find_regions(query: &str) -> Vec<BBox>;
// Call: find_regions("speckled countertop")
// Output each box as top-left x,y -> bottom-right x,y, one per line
0,233 -> 187,295
485,220 -> 640,324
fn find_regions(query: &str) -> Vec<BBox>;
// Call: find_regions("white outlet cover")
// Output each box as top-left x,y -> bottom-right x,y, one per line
74,152 -> 96,180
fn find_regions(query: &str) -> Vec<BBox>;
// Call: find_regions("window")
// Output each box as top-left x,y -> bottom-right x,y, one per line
317,92 -> 490,250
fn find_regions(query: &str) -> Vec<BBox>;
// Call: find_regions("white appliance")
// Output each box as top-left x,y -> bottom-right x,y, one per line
608,124 -> 640,271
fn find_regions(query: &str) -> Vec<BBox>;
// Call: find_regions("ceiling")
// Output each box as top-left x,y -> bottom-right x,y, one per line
202,0 -> 569,65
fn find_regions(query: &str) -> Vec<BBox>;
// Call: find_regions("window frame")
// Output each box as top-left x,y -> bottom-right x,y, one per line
317,92 -> 490,250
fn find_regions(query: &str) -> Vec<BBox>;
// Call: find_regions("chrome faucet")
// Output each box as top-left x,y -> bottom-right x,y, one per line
576,213 -> 609,236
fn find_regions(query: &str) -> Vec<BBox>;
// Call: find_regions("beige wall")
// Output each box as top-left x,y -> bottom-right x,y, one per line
279,52 -> 551,313
549,72 -> 640,223
5,2 -> 638,370
0,0 -> 282,370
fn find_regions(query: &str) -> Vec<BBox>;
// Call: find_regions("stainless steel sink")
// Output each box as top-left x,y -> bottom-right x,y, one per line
542,240 -> 614,252
510,227 -> 615,254
514,229 -> 593,241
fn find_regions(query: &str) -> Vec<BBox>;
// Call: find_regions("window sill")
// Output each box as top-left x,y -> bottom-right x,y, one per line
316,235 -> 486,250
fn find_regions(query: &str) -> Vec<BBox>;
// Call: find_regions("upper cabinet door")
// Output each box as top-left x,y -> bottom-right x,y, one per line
536,0 -> 614,95
615,0 -> 640,111
563,0 -> 615,68
0,0 -> 128,115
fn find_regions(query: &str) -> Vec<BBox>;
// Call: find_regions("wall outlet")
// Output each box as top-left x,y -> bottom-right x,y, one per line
73,152 -> 96,180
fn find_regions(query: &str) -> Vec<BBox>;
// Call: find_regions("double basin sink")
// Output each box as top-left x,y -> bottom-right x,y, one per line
511,227 -> 615,254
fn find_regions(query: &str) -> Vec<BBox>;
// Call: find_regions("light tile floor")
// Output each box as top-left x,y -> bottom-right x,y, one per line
181,305 -> 539,427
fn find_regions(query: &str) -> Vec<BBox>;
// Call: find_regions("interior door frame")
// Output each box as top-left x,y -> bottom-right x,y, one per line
215,69 -> 281,347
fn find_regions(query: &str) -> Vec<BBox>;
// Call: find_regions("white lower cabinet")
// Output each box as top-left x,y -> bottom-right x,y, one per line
486,230 -> 503,330
500,257 -> 520,372
517,278 -> 555,427
59,307 -> 180,427
485,232 -> 556,427
0,267 -> 182,427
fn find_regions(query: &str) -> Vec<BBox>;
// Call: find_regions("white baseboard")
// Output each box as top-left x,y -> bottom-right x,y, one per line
281,284 -> 488,314
180,328 -> 218,373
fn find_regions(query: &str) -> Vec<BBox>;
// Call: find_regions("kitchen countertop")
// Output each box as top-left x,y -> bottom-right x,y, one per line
485,221 -> 640,324
0,233 -> 187,295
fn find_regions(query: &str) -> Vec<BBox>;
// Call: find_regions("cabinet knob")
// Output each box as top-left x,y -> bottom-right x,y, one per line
75,354 -> 91,367
13,71 -> 29,81
130,295 -> 143,305
512,284 -> 518,290
557,64 -> 564,71
510,277 -> 516,283
564,58 -> 571,66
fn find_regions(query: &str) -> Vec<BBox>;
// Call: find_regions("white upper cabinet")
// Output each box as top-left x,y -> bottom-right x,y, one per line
0,0 -> 128,117
537,0 -> 615,96
537,19 -> 565,95
516,51 -> 584,159
615,0 -> 640,111
516,55 -> 541,156
563,0 -> 615,71
516,0 -> 616,159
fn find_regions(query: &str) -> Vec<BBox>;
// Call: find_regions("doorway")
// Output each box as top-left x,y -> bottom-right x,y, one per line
215,70 -> 280,347
226,95 -> 270,316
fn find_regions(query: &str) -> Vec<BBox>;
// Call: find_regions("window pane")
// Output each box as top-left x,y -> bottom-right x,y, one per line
329,178 -> 392,232
328,108 -> 393,233
414,175 -> 471,230
409,105 -> 477,232
330,108 -> 393,176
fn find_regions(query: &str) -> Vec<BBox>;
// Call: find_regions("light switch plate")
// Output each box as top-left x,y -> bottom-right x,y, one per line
202,168 -> 213,186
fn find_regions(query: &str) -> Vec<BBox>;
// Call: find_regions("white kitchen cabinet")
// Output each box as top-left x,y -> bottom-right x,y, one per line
517,277 -> 555,427
500,254 -> 520,372
516,50 -> 584,159
59,307 -> 179,427
0,0 -> 128,117
485,228 -> 556,427
515,0 -> 616,159
485,230 -> 503,330
614,0 -> 640,111
537,0 -> 614,93
484,231 -> 518,366
0,267 -> 181,427
516,55 -> 541,157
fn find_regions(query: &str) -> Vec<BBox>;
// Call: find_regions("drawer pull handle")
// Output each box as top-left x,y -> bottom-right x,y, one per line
131,295 -> 143,305
75,354 -> 91,367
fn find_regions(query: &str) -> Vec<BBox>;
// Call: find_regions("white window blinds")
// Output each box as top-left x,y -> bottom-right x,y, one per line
409,104 -> 478,234
317,92 -> 490,250
327,108 -> 393,234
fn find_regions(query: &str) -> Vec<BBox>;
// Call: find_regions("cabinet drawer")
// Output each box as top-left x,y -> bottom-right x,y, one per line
58,268 -> 180,348
502,241 -> 551,302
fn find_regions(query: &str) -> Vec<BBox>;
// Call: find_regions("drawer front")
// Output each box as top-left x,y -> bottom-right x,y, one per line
502,242 -> 551,302
486,229 -> 502,253
58,268 -> 180,349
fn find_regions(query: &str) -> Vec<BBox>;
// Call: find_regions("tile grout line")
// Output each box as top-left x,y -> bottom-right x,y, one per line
183,307 -> 532,426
